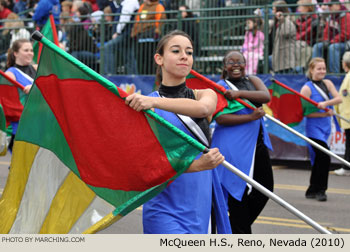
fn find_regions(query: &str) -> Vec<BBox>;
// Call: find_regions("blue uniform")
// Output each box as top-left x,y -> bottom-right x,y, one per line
211,78 -> 273,234
212,79 -> 272,201
142,90 -> 230,234
305,81 -> 332,143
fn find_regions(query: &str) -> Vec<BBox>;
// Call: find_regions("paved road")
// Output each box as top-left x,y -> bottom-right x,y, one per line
1,152 -> 349,234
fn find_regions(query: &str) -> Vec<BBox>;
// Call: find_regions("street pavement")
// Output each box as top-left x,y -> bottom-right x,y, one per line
1,152 -> 349,234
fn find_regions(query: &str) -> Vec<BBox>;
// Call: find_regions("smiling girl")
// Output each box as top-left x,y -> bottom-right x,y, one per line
301,57 -> 342,201
126,30 -> 226,234
211,50 -> 273,234
5,39 -> 37,153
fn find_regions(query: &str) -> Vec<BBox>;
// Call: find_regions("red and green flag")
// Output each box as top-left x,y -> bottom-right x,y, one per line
186,70 -> 245,119
33,14 -> 59,63
0,35 -> 206,234
0,70 -> 25,126
267,80 -> 319,127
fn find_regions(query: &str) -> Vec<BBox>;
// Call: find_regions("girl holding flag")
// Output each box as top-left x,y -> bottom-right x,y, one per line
211,50 -> 274,234
5,39 -> 37,153
301,57 -> 342,201
125,30 -> 228,234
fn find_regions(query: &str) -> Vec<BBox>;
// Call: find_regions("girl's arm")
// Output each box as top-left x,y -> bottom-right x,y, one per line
304,110 -> 333,118
6,70 -> 34,94
224,76 -> 270,104
215,106 -> 265,126
300,84 -> 333,118
241,32 -> 249,52
317,79 -> 342,109
125,88 -> 217,118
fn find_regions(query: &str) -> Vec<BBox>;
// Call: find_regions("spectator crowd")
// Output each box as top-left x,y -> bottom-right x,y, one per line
0,0 -> 350,75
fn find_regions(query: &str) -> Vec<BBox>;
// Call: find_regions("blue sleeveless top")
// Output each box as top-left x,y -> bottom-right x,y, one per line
304,81 -> 332,143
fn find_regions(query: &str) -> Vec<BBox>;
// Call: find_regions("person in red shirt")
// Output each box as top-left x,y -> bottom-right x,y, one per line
296,0 -> 322,46
0,0 -> 12,27
312,0 -> 350,73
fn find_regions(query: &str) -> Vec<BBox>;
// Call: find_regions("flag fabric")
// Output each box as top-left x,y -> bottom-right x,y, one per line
0,104 -> 7,155
267,80 -> 319,126
0,71 -> 25,127
33,15 -> 59,63
0,37 -> 205,234
186,71 -> 245,118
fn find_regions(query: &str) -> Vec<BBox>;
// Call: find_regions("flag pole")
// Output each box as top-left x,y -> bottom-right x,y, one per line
271,78 -> 350,123
0,70 -> 25,90
221,160 -> 332,234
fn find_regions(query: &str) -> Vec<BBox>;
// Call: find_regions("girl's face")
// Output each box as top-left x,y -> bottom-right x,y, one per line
14,42 -> 34,66
310,62 -> 327,81
298,5 -> 309,13
155,35 -> 193,83
179,6 -> 187,18
224,52 -> 246,79
62,6 -> 71,13
246,20 -> 254,30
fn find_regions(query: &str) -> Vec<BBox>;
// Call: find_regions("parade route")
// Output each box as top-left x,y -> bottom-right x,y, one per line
1,152 -> 350,234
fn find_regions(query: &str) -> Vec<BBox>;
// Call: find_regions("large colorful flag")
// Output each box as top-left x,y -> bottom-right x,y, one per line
267,80 -> 319,126
186,70 -> 245,119
33,14 -> 59,63
0,71 -> 25,126
0,104 -> 7,155
0,35 -> 206,234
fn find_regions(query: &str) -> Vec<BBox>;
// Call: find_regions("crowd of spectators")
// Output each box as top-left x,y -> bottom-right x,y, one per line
253,0 -> 350,74
0,0 -> 350,74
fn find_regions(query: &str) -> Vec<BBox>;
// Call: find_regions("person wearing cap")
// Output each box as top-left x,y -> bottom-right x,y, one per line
312,0 -> 350,73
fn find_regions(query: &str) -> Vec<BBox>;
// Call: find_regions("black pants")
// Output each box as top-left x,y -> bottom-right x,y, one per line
308,138 -> 330,192
343,129 -> 350,170
227,140 -> 274,234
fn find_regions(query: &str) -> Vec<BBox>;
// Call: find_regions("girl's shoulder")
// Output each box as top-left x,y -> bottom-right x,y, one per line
302,80 -> 313,90
322,79 -> 334,87
5,66 -> 16,73
304,80 -> 313,86
217,79 -> 228,89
